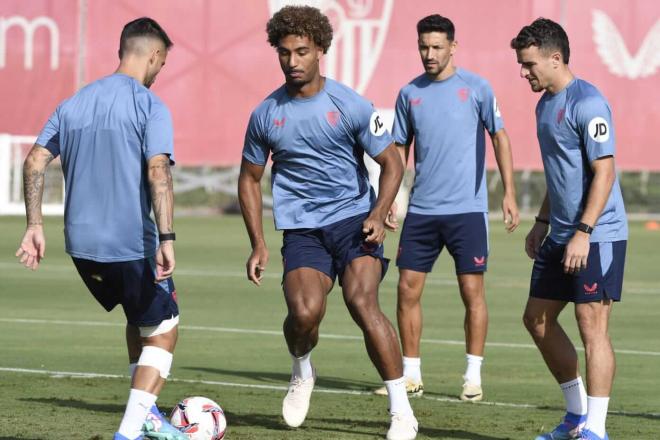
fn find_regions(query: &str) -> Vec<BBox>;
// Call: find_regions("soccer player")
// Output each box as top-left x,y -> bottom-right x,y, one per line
15,18 -> 186,440
511,18 -> 628,440
238,5 -> 417,440
374,14 -> 519,402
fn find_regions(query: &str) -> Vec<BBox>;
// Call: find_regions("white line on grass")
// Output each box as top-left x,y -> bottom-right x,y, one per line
1,317 -> 659,357
1,366 -> 658,417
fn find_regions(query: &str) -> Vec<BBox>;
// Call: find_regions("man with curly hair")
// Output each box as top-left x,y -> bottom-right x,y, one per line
511,18 -> 628,440
238,5 -> 417,440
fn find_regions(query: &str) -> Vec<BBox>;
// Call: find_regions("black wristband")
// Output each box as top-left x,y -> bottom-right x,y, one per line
576,222 -> 594,235
159,232 -> 176,242
535,216 -> 550,225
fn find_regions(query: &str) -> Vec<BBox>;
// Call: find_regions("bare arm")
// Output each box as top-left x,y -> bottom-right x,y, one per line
562,156 -> 616,273
491,129 -> 520,232
238,159 -> 269,285
16,145 -> 55,270
364,143 -> 404,244
148,154 -> 175,281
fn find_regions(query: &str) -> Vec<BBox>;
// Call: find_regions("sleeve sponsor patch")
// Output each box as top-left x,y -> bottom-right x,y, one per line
588,117 -> 610,142
369,111 -> 387,136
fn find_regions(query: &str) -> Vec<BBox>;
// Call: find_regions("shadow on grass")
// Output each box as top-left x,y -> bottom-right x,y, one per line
182,366 -> 377,390
19,397 -> 123,414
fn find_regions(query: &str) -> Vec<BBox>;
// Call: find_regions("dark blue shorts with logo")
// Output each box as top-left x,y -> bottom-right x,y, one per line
529,238 -> 627,303
281,212 -> 389,286
396,212 -> 489,274
72,256 -> 179,326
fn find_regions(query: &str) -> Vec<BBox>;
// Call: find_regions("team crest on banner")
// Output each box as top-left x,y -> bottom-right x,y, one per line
268,0 -> 394,94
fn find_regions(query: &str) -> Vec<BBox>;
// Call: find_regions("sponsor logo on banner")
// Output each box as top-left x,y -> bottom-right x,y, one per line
268,0 -> 394,94
0,16 -> 59,70
592,9 -> 660,79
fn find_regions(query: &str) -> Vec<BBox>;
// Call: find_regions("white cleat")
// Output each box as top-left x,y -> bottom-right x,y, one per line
460,381 -> 483,402
386,412 -> 418,440
282,369 -> 316,428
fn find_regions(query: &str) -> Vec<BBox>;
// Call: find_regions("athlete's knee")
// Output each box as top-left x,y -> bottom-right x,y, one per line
523,310 -> 550,338
288,303 -> 322,330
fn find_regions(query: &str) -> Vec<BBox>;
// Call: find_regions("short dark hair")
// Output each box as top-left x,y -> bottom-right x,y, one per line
119,17 -> 173,59
510,18 -> 570,64
266,5 -> 333,53
417,14 -> 455,41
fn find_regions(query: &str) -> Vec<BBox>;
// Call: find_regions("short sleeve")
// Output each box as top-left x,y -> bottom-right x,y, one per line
391,90 -> 413,145
242,111 -> 270,166
351,98 -> 393,158
35,107 -> 61,157
575,96 -> 615,162
144,100 -> 175,164
477,81 -> 504,135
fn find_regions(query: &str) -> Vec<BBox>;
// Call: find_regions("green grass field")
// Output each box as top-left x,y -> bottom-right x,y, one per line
1,215 -> 658,440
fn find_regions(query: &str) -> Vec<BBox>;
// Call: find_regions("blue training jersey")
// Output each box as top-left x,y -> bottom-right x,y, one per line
392,68 -> 504,215
536,78 -> 627,244
242,78 -> 392,230
36,73 -> 175,262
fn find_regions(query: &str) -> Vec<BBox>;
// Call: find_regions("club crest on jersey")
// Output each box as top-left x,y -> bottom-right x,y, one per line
458,88 -> 470,102
557,108 -> 566,124
327,111 -> 340,127
369,112 -> 386,136
273,117 -> 286,128
409,97 -> 422,106
588,117 -> 609,142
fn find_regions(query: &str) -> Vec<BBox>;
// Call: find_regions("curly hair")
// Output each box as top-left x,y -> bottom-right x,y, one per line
267,5 -> 333,53
510,18 -> 570,64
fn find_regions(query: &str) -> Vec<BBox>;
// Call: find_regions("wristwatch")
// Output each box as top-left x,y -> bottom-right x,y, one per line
576,222 -> 593,235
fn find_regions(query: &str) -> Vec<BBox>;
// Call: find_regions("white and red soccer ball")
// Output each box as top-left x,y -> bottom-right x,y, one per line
170,396 -> 227,440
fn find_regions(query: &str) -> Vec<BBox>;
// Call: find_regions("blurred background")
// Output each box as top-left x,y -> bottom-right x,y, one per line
1,0 -> 658,218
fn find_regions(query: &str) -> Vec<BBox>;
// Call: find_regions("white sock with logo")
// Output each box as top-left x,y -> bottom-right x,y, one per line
559,377 -> 588,416
584,396 -> 609,438
117,388 -> 157,438
402,357 -> 422,383
385,377 -> 413,416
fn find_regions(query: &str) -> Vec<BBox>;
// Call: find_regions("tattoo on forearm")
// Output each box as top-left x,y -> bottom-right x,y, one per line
23,148 -> 54,226
149,157 -> 174,233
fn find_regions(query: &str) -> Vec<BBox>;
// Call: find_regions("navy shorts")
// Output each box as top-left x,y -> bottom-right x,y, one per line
396,212 -> 489,274
72,257 -> 179,326
529,238 -> 627,303
281,212 -> 389,286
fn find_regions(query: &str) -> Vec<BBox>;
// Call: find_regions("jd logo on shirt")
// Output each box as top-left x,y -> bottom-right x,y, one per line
369,112 -> 386,136
588,117 -> 610,143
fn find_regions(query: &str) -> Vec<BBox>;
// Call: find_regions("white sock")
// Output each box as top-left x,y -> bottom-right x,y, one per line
291,352 -> 313,380
402,357 -> 421,382
584,396 -> 609,438
117,388 -> 157,439
128,363 -> 137,378
560,377 -> 588,416
385,377 -> 413,416
464,353 -> 483,385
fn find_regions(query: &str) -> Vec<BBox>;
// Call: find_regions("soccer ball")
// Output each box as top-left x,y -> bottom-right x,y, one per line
170,396 -> 227,440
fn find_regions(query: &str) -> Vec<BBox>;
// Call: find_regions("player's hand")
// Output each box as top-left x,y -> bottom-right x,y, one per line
155,241 -> 175,281
384,202 -> 399,232
15,224 -> 46,271
246,244 -> 269,286
525,222 -> 548,260
363,215 -> 386,245
502,194 -> 520,233
562,231 -> 590,274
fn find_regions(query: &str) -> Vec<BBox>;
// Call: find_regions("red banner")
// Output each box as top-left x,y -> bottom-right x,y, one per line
2,0 -> 659,170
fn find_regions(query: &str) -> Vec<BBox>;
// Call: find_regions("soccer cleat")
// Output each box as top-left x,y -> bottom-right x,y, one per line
373,378 -> 424,397
386,412 -> 418,440
460,381 -> 483,402
113,434 -> 142,440
578,429 -> 608,440
534,412 -> 586,440
142,405 -> 188,440
282,368 -> 316,428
